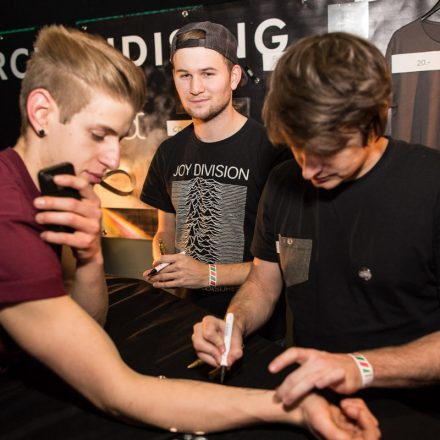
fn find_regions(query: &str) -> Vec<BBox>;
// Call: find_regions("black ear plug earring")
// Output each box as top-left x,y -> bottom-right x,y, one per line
38,129 -> 45,137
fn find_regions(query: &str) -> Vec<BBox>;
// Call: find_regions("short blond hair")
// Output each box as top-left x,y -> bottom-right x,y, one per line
19,25 -> 146,134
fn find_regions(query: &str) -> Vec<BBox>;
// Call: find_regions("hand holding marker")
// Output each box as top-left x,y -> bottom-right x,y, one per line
149,240 -> 185,276
186,313 -> 235,380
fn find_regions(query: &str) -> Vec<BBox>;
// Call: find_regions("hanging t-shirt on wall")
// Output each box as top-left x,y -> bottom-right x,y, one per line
386,18 -> 440,150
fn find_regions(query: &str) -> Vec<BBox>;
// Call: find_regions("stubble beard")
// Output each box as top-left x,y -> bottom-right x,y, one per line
185,98 -> 230,123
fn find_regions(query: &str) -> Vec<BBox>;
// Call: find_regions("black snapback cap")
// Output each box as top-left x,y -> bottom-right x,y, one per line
170,21 -> 252,86
170,21 -> 239,64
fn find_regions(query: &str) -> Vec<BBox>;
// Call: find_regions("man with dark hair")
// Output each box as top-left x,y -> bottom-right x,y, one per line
193,31 -> 440,407
141,22 -> 290,329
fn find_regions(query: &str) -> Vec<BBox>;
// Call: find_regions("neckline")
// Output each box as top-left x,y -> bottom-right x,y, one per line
191,118 -> 250,146
323,137 -> 393,195
418,18 -> 440,45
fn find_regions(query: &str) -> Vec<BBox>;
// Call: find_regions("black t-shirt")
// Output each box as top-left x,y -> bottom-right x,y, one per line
141,118 -> 290,267
252,138 -> 440,352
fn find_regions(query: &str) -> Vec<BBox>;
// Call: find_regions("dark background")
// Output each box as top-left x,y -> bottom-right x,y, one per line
0,0 -> 241,149
1,0 -> 435,151
0,1 -> 238,32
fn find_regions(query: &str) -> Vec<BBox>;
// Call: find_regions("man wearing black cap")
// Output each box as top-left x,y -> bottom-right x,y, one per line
141,21 -> 290,323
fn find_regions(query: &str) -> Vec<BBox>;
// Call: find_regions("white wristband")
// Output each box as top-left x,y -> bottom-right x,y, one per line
348,353 -> 374,387
209,264 -> 217,287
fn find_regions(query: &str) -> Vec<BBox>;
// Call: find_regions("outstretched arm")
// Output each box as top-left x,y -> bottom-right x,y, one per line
0,296 -> 379,438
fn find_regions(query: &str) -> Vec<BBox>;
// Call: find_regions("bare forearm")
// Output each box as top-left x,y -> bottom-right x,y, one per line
3,298 -> 301,433
228,279 -> 276,338
107,373 -> 302,432
228,259 -> 282,337
213,261 -> 251,287
75,322 -> 304,432
364,331 -> 440,388
71,253 -> 108,325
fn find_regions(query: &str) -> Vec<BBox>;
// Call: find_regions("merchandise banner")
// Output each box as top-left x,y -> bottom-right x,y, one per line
0,0 -> 433,238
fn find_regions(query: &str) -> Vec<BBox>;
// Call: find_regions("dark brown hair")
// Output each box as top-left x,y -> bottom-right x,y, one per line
263,32 -> 391,154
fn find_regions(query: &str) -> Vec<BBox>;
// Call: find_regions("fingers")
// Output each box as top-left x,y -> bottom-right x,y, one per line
268,347 -> 304,373
143,269 -> 152,279
143,254 -> 208,289
301,393 -> 380,440
34,175 -> 101,232
35,207 -> 101,235
34,175 -> 102,262
269,348 -> 316,405
144,268 -> 182,289
152,254 -> 183,266
275,367 -> 345,406
299,393 -> 354,440
274,372 -> 316,405
192,317 -> 226,367
357,412 -> 381,440
143,255 -> 176,285
35,173 -> 97,205
53,173 -> 94,197
191,316 -> 244,368
35,204 -> 101,248
269,348 -> 362,405
228,327 -> 244,366
340,399 -> 380,435
39,227 -> 100,249
326,398 -> 381,440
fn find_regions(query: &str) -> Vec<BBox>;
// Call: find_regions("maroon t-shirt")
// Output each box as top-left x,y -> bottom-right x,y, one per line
0,148 -> 66,354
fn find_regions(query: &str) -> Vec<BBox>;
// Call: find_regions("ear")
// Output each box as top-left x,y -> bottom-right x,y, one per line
26,88 -> 56,137
230,64 -> 242,91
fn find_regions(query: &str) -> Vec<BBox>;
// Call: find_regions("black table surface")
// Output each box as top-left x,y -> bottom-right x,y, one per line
1,277 -> 440,439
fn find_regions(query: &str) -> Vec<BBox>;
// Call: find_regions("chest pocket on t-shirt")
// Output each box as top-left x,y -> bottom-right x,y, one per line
278,235 -> 312,287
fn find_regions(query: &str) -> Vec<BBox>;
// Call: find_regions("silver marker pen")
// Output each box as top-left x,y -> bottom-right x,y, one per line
220,312 -> 234,384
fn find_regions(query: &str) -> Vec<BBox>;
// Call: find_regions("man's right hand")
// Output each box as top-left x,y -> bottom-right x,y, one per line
192,315 -> 245,367
34,173 -> 102,264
